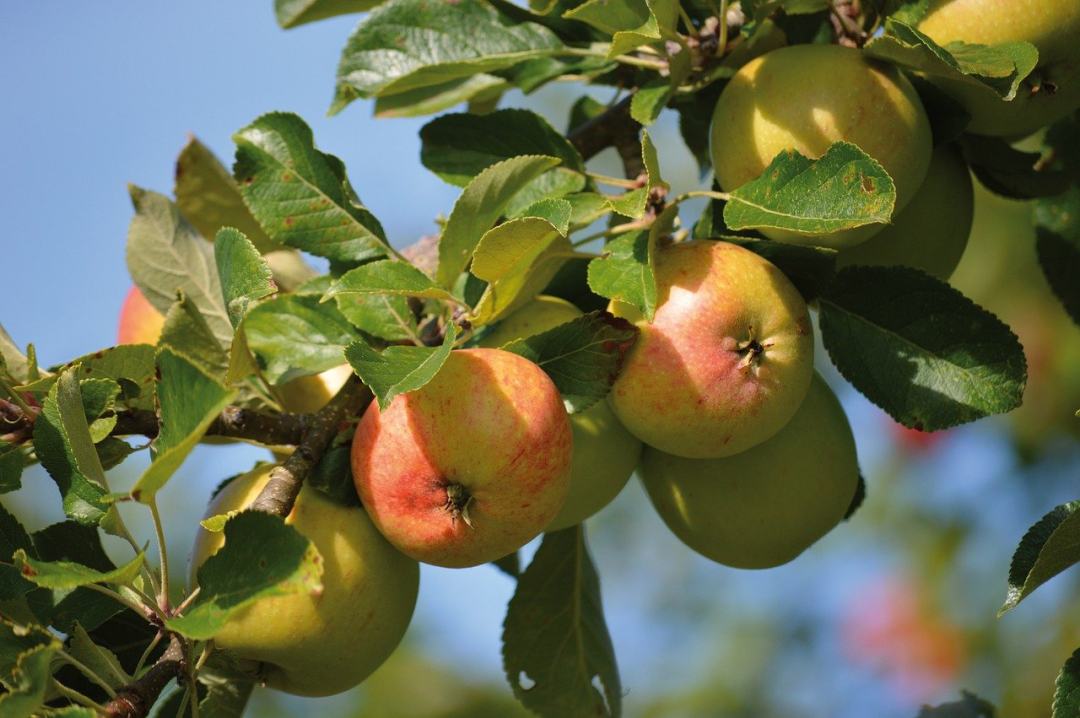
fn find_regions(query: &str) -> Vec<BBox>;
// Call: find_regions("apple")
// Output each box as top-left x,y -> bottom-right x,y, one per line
838,144 -> 974,280
640,373 -> 859,569
918,0 -> 1080,137
189,464 -> 419,696
117,284 -> 349,413
608,240 -> 814,459
351,348 -> 573,567
481,295 -> 642,530
710,44 -> 933,248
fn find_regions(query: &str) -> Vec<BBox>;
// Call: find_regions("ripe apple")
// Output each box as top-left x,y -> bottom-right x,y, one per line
918,0 -> 1080,137
351,348 -> 573,567
117,284 -> 349,413
710,43 -> 933,248
481,295 -> 642,530
838,144 -> 974,280
608,240 -> 814,459
189,464 -> 419,696
640,373 -> 859,569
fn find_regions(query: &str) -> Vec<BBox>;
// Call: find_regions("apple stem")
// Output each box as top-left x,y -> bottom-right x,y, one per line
444,482 -> 475,528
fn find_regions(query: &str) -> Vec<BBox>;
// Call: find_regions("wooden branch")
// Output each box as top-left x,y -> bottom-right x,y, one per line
250,376 -> 372,517
567,95 -> 644,178
112,406 -> 311,445
102,635 -> 185,718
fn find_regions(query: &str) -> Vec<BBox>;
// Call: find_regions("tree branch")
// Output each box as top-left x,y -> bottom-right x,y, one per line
250,376 -> 372,517
567,95 -> 644,178
103,634 -> 185,718
112,406 -> 311,445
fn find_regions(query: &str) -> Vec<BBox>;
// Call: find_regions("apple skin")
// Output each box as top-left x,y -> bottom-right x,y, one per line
481,295 -> 642,530
640,373 -> 859,569
710,44 -> 933,248
189,464 -> 419,697
117,286 -> 165,346
351,348 -> 573,568
918,0 -> 1080,138
838,144 -> 974,280
117,284 -> 350,413
608,240 -> 814,459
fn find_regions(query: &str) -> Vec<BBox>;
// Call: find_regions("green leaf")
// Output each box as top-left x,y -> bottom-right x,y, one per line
78,378 -> 121,443
503,311 -> 638,412
244,294 -> 360,384
0,441 -> 26,496
331,0 -> 564,113
587,230 -> 655,320
67,622 -> 131,689
630,77 -> 673,126
345,324 -> 457,410
0,619 -> 57,676
470,218 -> 573,325
723,142 -> 896,234
12,549 -> 144,590
374,74 -> 510,119
420,109 -> 585,185
233,112 -> 389,266
512,198 -> 573,234
159,292 -> 231,380
0,324 -> 30,384
31,369 -> 117,528
167,511 -> 322,640
436,155 -> 562,287
18,345 -> 157,412
566,0 -> 676,56
126,186 -> 234,348
959,135 -> 1069,200
502,527 -> 621,718
194,657 -> 256,718
717,236 -> 837,302
325,259 -> 459,304
1001,500 -> 1080,615
0,505 -> 34,601
1034,181 -> 1080,326
1054,649 -> 1080,718
819,266 -> 1026,431
275,0 -> 378,28
215,228 -> 276,328
916,691 -> 996,717
605,131 -> 667,220
174,136 -> 278,253
0,644 -> 55,717
335,294 -> 421,343
131,350 -> 238,503
865,19 -> 1038,101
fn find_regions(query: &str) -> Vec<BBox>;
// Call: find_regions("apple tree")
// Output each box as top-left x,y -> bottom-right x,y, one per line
0,0 -> 1078,716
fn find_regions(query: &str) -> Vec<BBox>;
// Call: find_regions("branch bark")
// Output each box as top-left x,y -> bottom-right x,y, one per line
567,95 -> 644,178
112,406 -> 311,445
103,635 -> 185,718
250,376 -> 372,517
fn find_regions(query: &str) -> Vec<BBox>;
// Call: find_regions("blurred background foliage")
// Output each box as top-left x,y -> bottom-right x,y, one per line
3,3 -> 1079,717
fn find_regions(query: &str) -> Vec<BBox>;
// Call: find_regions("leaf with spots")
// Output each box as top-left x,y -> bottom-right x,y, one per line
724,142 -> 896,235
233,112 -> 390,266
12,549 -> 144,590
502,526 -> 621,717
17,345 -> 157,412
819,266 -> 1026,431
166,510 -> 323,640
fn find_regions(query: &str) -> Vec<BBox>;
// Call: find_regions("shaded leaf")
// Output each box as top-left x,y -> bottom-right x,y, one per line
325,259 -> 459,304
215,228 -> 276,327
18,345 -> 157,412
1055,649 -> 1080,718
502,527 -> 621,717
916,691 -> 996,717
159,293 -> 230,380
820,266 -> 1026,431
167,511 -> 322,639
1001,500 -> 1080,615
67,622 -> 131,688
374,74 -> 510,119
244,294 -> 360,384
275,0 -> 378,28
960,135 -> 1068,199
1034,185 -> 1080,326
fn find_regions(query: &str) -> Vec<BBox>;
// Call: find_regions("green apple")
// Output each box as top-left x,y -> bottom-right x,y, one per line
189,464 -> 419,696
351,348 -> 573,568
710,44 -> 933,248
641,373 -> 859,569
608,240 -> 814,459
838,144 -> 974,280
481,295 -> 642,530
918,0 -> 1080,137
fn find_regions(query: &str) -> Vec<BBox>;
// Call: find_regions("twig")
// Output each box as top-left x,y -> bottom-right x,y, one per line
112,405 -> 311,444
250,376 -> 372,517
103,635 -> 186,718
567,95 -> 644,179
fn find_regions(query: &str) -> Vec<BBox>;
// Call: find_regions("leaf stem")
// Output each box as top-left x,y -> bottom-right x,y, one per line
0,375 -> 34,415
82,582 -> 154,620
57,648 -> 119,698
134,632 -> 164,678
53,679 -> 108,711
585,171 -> 642,189
559,47 -> 668,71
718,0 -> 729,55
148,497 -> 170,610
671,189 -> 729,204
571,221 -> 647,247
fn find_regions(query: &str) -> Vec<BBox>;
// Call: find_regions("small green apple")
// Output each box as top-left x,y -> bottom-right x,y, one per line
641,373 -> 859,569
351,348 -> 573,568
482,295 -> 642,530
838,144 -> 974,280
608,240 -> 814,459
710,44 -> 933,248
918,0 -> 1080,137
189,464 -> 419,696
